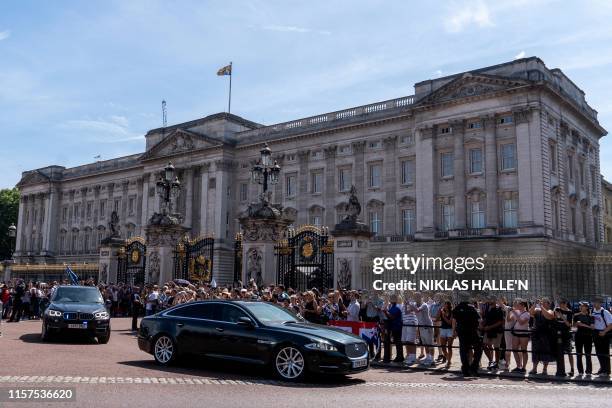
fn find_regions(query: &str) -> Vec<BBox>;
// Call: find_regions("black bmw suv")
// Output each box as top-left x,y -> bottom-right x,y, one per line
138,300 -> 369,381
42,285 -> 111,343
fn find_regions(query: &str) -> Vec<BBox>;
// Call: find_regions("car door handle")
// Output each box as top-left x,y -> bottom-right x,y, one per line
177,323 -> 184,327
215,327 -> 224,332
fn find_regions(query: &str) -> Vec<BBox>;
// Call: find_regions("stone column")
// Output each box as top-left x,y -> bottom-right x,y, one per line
452,121 -> 466,229
515,109 -> 535,229
14,195 -> 26,256
324,145 -> 337,227
43,187 -> 60,256
98,242 -> 123,284
415,127 -> 435,239
483,116 -> 499,228
297,150 -> 310,225
199,163 -> 211,234
383,136 -> 398,234
145,224 -> 189,284
141,173 -> 152,229
184,167 -> 194,229
351,141 -> 366,214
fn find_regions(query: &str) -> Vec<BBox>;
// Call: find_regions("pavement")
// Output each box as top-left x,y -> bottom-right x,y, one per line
0,317 -> 611,408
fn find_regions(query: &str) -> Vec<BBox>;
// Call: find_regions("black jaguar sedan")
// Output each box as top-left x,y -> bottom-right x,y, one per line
138,300 -> 369,380
42,285 -> 111,343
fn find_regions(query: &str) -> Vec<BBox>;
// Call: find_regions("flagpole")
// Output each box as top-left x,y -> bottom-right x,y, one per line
228,61 -> 232,114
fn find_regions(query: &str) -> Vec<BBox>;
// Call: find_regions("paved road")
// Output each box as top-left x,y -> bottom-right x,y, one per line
1,318 -> 610,407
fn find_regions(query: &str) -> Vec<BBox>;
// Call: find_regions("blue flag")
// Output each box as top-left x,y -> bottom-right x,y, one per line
65,266 -> 79,285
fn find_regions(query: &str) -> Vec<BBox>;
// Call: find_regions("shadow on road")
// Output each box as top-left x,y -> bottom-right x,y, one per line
19,332 -> 98,345
118,358 -> 365,387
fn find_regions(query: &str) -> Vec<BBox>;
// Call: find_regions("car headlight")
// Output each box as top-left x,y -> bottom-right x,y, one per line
94,311 -> 110,320
305,341 -> 337,352
47,309 -> 62,317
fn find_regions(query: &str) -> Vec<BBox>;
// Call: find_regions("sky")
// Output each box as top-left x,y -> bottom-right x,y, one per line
2,0 -> 612,188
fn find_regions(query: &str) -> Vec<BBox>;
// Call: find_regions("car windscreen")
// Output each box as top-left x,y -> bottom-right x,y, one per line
242,302 -> 302,323
52,287 -> 104,303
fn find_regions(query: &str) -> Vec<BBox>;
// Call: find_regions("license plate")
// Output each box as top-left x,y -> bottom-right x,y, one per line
68,323 -> 87,329
352,358 -> 368,368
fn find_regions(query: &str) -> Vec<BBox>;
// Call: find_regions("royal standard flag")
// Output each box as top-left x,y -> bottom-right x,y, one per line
217,64 -> 232,76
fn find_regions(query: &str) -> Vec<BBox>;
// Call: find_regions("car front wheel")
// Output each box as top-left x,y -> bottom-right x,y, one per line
97,329 -> 111,344
41,322 -> 51,342
273,346 -> 306,381
153,335 -> 176,365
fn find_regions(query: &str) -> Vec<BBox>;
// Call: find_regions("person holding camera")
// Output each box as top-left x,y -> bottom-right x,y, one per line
529,298 -> 555,375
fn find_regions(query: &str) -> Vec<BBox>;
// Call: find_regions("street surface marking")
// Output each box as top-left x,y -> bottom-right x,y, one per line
0,376 -> 610,391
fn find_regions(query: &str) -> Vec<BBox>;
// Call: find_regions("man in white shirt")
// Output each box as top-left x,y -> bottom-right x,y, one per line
347,292 -> 361,322
145,286 -> 160,316
592,297 -> 611,376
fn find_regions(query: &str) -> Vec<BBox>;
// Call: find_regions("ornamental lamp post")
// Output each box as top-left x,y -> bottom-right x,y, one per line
7,223 -> 16,258
250,143 -> 281,201
156,162 -> 181,215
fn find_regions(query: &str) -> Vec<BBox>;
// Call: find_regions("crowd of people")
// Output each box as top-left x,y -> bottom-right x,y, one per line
1,277 -> 611,378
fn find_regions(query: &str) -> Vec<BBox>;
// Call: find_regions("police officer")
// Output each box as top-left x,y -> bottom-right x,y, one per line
452,292 -> 483,377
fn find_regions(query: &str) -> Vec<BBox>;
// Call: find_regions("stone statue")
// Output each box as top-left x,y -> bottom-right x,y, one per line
342,185 -> 361,223
109,211 -> 120,238
247,248 -> 263,287
337,258 -> 352,290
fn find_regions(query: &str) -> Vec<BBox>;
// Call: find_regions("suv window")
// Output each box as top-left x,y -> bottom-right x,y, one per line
167,303 -> 215,319
216,304 -> 248,323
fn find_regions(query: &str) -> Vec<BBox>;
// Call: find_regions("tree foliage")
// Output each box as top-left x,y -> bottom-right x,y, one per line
0,188 -> 19,260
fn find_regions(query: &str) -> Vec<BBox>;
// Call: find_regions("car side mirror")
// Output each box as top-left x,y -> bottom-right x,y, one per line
237,316 -> 255,328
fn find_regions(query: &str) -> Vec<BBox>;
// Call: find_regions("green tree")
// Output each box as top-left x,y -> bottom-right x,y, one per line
0,187 -> 19,260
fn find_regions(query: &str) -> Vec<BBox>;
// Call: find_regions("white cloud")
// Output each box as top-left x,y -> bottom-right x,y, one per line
0,30 -> 10,41
515,50 -> 526,59
261,25 -> 330,35
445,1 -> 494,33
434,69 -> 444,78
60,117 -> 142,143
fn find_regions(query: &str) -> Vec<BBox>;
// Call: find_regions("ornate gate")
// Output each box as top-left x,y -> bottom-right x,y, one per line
275,225 -> 334,291
173,236 -> 215,284
117,237 -> 146,285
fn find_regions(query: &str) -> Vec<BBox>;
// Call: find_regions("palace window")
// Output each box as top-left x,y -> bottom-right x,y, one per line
86,202 -> 92,219
73,204 -> 80,221
84,233 -> 90,253
62,207 -> 68,223
582,209 -> 588,238
441,203 -> 454,231
369,163 -> 382,188
503,197 -> 518,228
239,183 -> 248,202
440,152 -> 454,177
570,207 -> 576,234
286,174 -> 296,198
440,126 -> 452,134
369,211 -> 382,235
579,161 -> 585,187
338,145 -> 351,155
99,200 -> 106,219
469,148 -> 483,173
500,143 -> 516,171
549,143 -> 557,173
468,121 -> 482,129
568,155 -> 574,180
338,167 -> 351,192
128,197 -> 135,215
311,215 -> 322,226
369,140 -> 382,149
311,171 -> 323,194
470,201 -> 485,229
400,159 -> 415,185
498,115 -> 513,125
400,134 -> 414,145
552,199 -> 560,231
401,208 -> 415,236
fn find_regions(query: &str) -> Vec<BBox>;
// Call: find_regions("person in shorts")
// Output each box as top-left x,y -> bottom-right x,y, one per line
438,300 -> 455,368
482,296 -> 504,371
401,295 -> 418,365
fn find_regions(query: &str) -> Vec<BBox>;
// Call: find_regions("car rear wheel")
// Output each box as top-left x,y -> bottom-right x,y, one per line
274,346 -> 306,381
153,335 -> 176,365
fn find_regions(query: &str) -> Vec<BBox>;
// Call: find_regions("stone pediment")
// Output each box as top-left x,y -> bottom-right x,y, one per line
140,129 -> 223,161
418,73 -> 530,105
16,170 -> 50,187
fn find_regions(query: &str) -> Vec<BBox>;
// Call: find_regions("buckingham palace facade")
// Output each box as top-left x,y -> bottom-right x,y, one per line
12,57 -> 610,290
